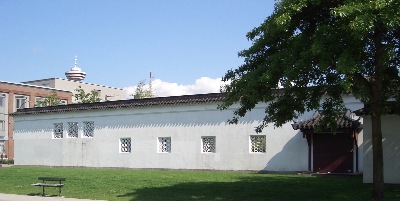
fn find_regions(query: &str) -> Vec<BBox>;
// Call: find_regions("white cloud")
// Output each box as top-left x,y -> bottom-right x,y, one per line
124,77 -> 227,98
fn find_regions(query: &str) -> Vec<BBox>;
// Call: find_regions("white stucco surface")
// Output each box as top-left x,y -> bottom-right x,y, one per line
13,94 -> 364,173
13,103 -> 309,171
363,115 -> 400,184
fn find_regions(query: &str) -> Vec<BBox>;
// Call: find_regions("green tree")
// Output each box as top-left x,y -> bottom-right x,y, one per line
74,86 -> 101,103
132,80 -> 154,99
35,91 -> 62,107
219,1 -> 399,200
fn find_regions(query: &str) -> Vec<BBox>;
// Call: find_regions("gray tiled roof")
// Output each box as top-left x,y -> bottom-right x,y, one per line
12,93 -> 225,116
292,110 -> 362,131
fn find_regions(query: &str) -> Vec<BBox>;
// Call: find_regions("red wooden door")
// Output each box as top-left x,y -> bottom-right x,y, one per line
313,133 -> 354,173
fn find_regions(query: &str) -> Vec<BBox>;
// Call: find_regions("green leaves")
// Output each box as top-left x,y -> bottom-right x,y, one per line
131,80 -> 154,99
35,91 -> 62,107
220,1 -> 399,199
74,86 -> 101,103
334,0 -> 400,34
220,0 -> 400,132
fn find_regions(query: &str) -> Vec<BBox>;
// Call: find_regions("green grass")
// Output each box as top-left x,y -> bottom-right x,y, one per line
0,166 -> 399,201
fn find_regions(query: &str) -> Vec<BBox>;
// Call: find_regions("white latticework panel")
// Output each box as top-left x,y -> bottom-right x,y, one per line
250,135 -> 266,153
68,122 -> 79,138
53,123 -> 63,139
158,137 -> 171,153
120,138 -> 131,153
202,136 -> 216,153
83,121 -> 94,137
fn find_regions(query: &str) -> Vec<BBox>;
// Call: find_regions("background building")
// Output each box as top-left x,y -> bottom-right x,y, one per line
1,57 -> 126,159
23,78 -> 126,102
0,80 -> 73,159
22,56 -> 126,102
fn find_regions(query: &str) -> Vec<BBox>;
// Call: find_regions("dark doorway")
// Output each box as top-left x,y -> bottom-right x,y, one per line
313,133 -> 354,173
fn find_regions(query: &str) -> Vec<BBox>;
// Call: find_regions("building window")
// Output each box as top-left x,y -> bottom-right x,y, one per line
158,137 -> 171,153
60,100 -> 68,105
53,123 -> 63,139
96,90 -> 102,98
83,121 -> 94,138
15,95 -> 28,111
0,120 -> 4,131
35,97 -> 46,107
0,94 -> 6,114
120,138 -> 131,153
250,135 -> 266,153
201,136 -> 216,153
0,144 -> 4,154
67,122 -> 79,138
0,95 -> 5,107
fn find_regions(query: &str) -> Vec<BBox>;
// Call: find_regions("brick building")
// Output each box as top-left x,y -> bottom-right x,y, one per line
0,80 -> 73,159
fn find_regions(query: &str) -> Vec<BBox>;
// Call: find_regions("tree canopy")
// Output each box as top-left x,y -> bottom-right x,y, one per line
219,1 -> 399,200
35,91 -> 62,107
74,86 -> 102,103
131,80 -> 154,99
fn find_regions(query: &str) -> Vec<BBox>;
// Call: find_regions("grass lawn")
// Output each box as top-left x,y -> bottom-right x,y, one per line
0,166 -> 399,201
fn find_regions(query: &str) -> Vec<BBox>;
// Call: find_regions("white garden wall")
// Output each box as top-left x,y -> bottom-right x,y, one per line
13,94 -> 364,173
363,115 -> 400,184
13,103 -> 309,171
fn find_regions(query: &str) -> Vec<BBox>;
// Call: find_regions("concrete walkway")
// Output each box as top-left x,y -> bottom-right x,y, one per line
0,193 -> 106,201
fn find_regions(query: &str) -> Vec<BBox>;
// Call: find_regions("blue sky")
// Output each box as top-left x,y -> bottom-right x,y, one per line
0,1 -> 274,96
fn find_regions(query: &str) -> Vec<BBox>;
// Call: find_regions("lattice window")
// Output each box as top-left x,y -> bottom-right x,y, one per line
120,138 -> 131,153
158,137 -> 171,153
250,135 -> 266,153
83,121 -> 94,138
67,122 -> 79,138
201,136 -> 216,153
53,123 -> 63,139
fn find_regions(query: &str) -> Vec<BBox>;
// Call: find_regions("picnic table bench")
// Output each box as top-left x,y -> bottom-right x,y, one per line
32,177 -> 65,196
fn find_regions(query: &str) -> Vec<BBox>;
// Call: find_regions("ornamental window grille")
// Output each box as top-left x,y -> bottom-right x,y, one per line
67,122 -> 79,138
83,121 -> 94,138
250,135 -> 266,153
158,137 -> 171,153
201,136 -> 216,153
53,123 -> 63,139
120,138 -> 131,153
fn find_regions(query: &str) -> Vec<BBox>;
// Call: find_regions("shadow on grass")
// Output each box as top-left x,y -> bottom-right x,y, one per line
27,192 -> 64,197
117,175 -> 376,201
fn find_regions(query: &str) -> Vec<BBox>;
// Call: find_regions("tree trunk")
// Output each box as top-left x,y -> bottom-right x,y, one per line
370,23 -> 385,201
371,113 -> 385,201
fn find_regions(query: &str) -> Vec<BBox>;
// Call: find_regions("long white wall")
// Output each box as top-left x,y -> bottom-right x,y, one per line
13,94 -> 364,172
363,115 -> 400,184
14,103 -> 309,171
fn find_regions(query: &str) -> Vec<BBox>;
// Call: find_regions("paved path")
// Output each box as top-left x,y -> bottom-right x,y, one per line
0,193 -> 106,201
0,164 -> 13,168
